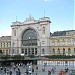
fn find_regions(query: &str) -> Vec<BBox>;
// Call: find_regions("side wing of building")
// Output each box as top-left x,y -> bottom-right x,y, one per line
0,36 -> 11,55
50,30 -> 75,56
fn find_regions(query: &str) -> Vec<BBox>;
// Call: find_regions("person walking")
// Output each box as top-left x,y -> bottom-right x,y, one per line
18,68 -> 21,75
24,72 -> 27,75
29,70 -> 32,75
9,70 -> 12,75
16,71 -> 18,75
48,70 -> 51,75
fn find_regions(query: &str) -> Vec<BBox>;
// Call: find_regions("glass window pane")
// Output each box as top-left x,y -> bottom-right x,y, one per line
22,29 -> 37,46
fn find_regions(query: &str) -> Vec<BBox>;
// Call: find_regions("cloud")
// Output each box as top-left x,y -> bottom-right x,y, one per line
43,0 -> 55,2
44,0 -> 48,1
0,29 -> 11,37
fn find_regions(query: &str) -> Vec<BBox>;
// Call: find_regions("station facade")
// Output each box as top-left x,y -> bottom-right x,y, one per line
10,16 -> 51,56
0,16 -> 75,56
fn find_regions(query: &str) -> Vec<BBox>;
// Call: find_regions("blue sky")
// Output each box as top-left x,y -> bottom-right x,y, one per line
0,0 -> 74,36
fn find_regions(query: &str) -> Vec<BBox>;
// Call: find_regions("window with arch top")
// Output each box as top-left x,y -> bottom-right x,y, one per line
22,28 -> 37,46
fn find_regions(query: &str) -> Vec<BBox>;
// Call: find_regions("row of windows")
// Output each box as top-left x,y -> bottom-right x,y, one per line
51,39 -> 75,46
0,42 -> 11,48
21,48 -> 37,55
0,49 -> 10,55
52,48 -> 75,55
21,48 -> 45,55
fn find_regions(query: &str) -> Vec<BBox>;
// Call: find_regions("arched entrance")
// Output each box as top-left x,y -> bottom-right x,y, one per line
21,28 -> 38,56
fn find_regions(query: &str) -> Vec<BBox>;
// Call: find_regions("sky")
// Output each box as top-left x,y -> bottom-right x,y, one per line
0,0 -> 74,37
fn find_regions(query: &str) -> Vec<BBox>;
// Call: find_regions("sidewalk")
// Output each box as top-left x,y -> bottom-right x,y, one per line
0,65 -> 75,75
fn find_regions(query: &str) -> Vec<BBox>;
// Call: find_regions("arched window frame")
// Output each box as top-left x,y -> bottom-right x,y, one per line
22,28 -> 37,46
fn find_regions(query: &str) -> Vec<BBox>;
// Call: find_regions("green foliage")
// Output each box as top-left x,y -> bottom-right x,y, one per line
29,55 -> 35,58
0,55 -> 24,60
45,55 -> 75,59
0,55 -> 10,60
12,55 -> 24,60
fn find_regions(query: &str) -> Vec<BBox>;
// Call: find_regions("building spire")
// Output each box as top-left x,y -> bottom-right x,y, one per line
16,16 -> 17,22
29,14 -> 32,20
44,10 -> 45,17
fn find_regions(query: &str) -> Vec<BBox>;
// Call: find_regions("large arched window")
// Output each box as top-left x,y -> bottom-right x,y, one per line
68,48 -> 71,55
52,48 -> 55,55
22,28 -> 37,46
63,48 -> 65,55
58,48 -> 60,55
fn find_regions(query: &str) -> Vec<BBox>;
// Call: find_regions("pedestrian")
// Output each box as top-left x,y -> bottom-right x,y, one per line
36,72 -> 37,75
16,71 -> 18,75
48,70 -> 51,75
29,70 -> 32,75
10,70 -> 12,75
18,68 -> 21,75
4,67 -> 6,73
36,65 -> 38,70
26,68 -> 28,74
32,68 -> 34,72
42,67 -> 45,71
24,72 -> 27,75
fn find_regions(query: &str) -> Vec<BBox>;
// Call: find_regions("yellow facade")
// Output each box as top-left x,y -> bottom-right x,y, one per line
50,30 -> 75,55
0,30 -> 75,56
0,36 -> 11,55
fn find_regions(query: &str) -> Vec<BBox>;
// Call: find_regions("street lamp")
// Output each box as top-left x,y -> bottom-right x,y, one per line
29,37 -> 30,40
28,37 -> 31,55
40,41 -> 41,56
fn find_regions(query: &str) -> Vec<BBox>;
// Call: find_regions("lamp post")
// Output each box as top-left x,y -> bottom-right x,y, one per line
28,37 -> 31,55
39,41 -> 41,56
12,42 -> 14,55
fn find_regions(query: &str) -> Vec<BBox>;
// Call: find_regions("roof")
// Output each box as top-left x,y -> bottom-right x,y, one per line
0,36 -> 11,41
51,30 -> 75,36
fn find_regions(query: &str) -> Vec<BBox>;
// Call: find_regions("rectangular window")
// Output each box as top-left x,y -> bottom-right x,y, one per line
35,48 -> 37,55
14,30 -> 16,36
8,42 -> 10,47
6,50 -> 8,54
42,49 -> 44,54
52,41 -> 55,46
3,50 -> 5,55
57,42 -> 60,45
52,49 -> 55,55
1,43 -> 2,47
42,41 -> 45,44
62,40 -> 65,45
5,42 -> 8,48
4,43 -> 5,47
32,48 -> 34,55
74,48 -> 75,55
67,39 -> 71,45
63,49 -> 65,55
0,43 -> 1,47
25,49 -> 27,55
73,39 -> 75,45
68,48 -> 71,55
28,48 -> 30,55
58,49 -> 60,55
57,40 -> 60,46
21,49 -> 24,54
